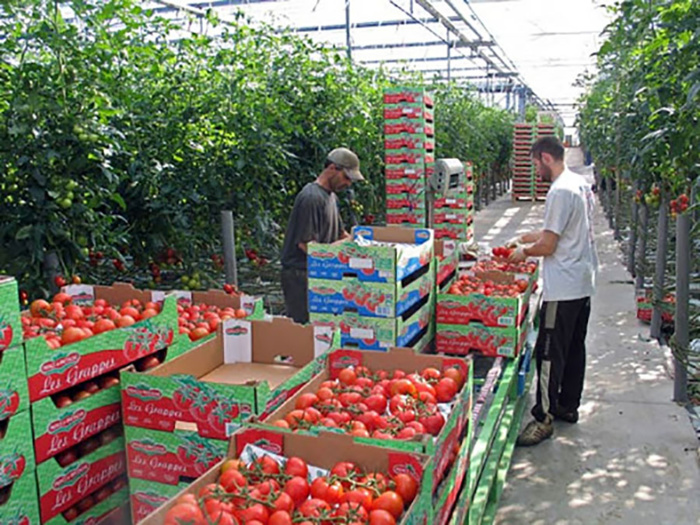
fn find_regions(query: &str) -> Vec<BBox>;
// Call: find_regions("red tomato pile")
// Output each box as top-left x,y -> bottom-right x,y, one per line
177,299 -> 248,342
61,476 -> 128,521
448,275 -> 528,298
471,259 -> 538,275
22,294 -> 163,349
163,456 -> 419,525
491,246 -> 513,258
270,366 -> 464,441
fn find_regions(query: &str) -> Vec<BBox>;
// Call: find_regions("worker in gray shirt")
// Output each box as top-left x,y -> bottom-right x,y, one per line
280,148 -> 365,324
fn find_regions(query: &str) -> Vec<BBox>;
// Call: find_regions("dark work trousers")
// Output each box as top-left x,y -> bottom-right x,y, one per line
532,297 -> 591,422
281,267 -> 309,324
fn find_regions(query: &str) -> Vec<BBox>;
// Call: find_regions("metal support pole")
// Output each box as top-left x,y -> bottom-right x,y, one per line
650,192 -> 668,339
447,29 -> 451,82
345,0 -> 352,61
673,211 -> 690,403
635,202 -> 648,291
221,211 -> 238,287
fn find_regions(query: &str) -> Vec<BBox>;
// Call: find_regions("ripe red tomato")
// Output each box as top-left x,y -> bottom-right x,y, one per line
421,367 -> 441,381
343,487 -> 374,511
269,511 -> 293,525
283,456 -> 308,478
272,491 -> 294,513
164,503 -> 204,525
435,377 -> 458,402
443,367 -> 464,389
338,368 -> 357,386
369,509 -> 397,525
284,476 -> 310,506
372,491 -> 404,519
255,455 -> 280,477
235,503 -> 269,524
295,393 -> 319,410
220,469 -> 247,493
392,474 -> 418,505
298,498 -> 331,518
390,379 -> 417,398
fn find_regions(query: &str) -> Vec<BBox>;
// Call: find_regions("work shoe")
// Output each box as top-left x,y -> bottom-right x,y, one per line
516,417 -> 553,447
551,407 -> 579,423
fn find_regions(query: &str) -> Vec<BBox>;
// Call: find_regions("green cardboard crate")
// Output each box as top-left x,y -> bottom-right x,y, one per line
0,411 -> 35,487
44,485 -> 128,525
0,345 -> 29,420
0,468 -> 40,525
129,477 -> 188,524
0,276 -> 22,353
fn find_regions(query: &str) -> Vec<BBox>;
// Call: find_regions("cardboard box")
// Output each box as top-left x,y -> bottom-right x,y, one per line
260,347 -> 472,494
125,425 -> 229,484
436,320 -> 529,358
37,438 -> 126,523
0,468 -> 41,525
387,210 -> 428,226
433,195 -> 474,210
121,317 -> 337,440
435,240 -> 458,290
0,410 -> 35,487
385,150 -> 434,166
431,427 -> 471,525
129,477 -> 187,524
386,178 -> 427,195
385,134 -> 435,151
310,293 -> 433,350
436,272 -> 531,329
386,164 -> 427,180
139,427 -> 432,525
308,266 -> 433,318
384,104 -> 434,122
44,485 -> 128,525
387,193 -> 426,210
384,87 -> 434,106
308,226 -> 434,284
0,277 -> 22,353
434,224 -> 473,241
25,283 -> 179,403
93,499 -> 130,525
434,209 -> 472,226
32,384 -> 121,465
0,345 -> 29,420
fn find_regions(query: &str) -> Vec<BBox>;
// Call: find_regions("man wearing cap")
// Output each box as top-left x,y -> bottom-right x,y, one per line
280,147 -> 365,324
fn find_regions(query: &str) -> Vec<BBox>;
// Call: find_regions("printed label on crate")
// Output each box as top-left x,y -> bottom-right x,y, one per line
34,402 -> 122,464
62,285 -> 96,305
151,290 -> 193,303
385,165 -> 425,179
436,324 -> 523,358
122,378 -> 254,440
222,319 -> 252,363
39,452 -> 126,522
126,431 -> 228,485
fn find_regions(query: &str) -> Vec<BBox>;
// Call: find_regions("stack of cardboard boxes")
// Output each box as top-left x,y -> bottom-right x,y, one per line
308,226 -> 435,352
384,87 -> 435,227
432,161 -> 475,242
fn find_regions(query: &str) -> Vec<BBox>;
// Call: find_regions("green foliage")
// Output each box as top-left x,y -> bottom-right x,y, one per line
0,0 -> 514,296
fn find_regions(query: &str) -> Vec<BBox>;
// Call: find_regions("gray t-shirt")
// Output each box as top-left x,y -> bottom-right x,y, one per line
541,169 -> 598,301
281,182 -> 344,270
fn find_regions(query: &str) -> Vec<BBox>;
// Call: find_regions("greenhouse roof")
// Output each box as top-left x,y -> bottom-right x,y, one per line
145,0 -> 612,133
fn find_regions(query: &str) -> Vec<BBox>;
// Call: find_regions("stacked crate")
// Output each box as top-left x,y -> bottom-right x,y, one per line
122,316 -> 333,523
534,123 -> 556,200
511,124 -> 535,201
26,283 -> 186,524
307,226 -> 435,351
432,161 -> 475,242
0,276 -> 40,525
384,87 -> 435,227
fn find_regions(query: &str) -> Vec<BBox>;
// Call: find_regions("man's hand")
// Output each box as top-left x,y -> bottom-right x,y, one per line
505,235 -> 522,249
509,246 -> 527,263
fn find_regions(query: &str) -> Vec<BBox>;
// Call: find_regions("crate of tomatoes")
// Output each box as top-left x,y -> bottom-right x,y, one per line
141,426 -> 431,525
260,347 -> 473,503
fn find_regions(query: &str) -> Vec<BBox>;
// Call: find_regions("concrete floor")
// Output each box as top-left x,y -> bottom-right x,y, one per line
469,150 -> 700,525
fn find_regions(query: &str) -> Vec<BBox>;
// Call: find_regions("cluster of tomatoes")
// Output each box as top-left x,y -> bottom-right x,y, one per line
472,259 -> 538,276
670,193 -> 690,218
490,246 -> 514,258
54,424 -> 123,468
22,293 -> 164,349
177,299 -> 249,342
448,275 -> 528,298
61,476 -> 128,521
163,456 -> 418,525
270,366 -> 464,441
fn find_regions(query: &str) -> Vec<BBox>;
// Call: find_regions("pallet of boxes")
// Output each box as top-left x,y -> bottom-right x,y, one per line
435,255 -> 540,359
384,87 -> 435,228
0,276 -> 39,524
307,226 -> 435,352
432,161 -> 476,243
122,316 -> 337,522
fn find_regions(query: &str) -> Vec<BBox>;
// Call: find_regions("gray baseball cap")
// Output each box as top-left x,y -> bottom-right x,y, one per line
327,147 -> 365,182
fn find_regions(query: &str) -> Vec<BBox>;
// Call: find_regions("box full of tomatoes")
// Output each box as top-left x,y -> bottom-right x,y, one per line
436,272 -> 532,330
436,318 -> 530,358
0,463 -> 41,525
140,426 -> 431,525
121,316 -> 339,441
129,477 -> 188,523
259,347 -> 473,498
45,475 -> 128,525
0,276 -> 22,352
36,435 -> 126,524
467,251 -> 540,286
23,283 -> 179,403
307,226 -> 433,284
164,287 -> 265,350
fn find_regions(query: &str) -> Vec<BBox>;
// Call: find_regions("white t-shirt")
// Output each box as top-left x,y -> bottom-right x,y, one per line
541,169 -> 598,301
